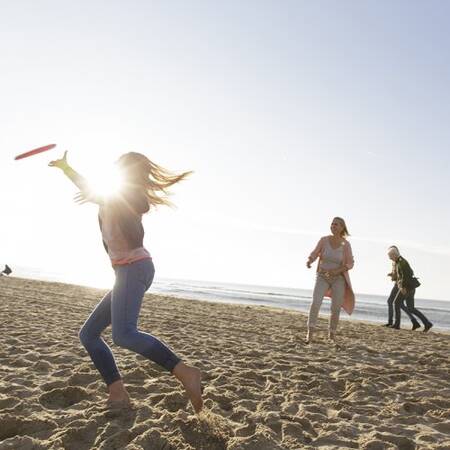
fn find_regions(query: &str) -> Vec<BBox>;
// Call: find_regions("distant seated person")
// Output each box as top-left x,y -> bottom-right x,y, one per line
383,246 -> 420,330
1,264 -> 12,276
387,246 -> 433,332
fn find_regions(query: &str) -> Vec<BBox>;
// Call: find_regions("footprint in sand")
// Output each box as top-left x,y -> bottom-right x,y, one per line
175,417 -> 231,450
359,431 -> 415,450
228,428 -> 285,450
205,390 -> 234,413
39,386 -> 91,409
401,401 -> 427,415
0,415 -> 57,442
0,396 -> 21,410
132,429 -> 178,450
156,390 -> 187,412
67,372 -> 97,386
0,435 -> 46,450
432,420 -> 450,434
40,380 -> 68,392
57,420 -> 98,450
32,360 -> 52,372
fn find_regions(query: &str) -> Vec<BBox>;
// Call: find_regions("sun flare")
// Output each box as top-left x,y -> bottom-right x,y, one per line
87,166 -> 124,200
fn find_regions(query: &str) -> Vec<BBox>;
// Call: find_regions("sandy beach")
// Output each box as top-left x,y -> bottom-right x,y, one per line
0,277 -> 449,450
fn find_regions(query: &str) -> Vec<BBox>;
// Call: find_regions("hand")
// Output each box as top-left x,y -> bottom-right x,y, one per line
48,150 -> 69,170
74,190 -> 98,205
401,288 -> 407,295
306,261 -> 312,269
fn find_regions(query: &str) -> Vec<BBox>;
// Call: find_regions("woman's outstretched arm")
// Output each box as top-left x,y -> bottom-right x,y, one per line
48,151 -> 89,191
49,151 -> 103,204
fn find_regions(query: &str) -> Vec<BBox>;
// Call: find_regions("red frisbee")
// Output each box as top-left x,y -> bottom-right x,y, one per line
14,144 -> 56,160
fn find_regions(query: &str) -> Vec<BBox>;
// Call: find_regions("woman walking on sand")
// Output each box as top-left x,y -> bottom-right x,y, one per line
49,151 -> 203,412
305,217 -> 355,343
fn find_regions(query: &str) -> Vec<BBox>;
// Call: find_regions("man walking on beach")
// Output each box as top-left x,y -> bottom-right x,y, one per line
384,247 -> 419,329
387,246 -> 433,332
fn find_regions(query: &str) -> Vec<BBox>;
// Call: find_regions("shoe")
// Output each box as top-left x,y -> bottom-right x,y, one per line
382,323 -> 393,327
391,325 -> 400,330
412,322 -> 421,331
423,323 -> 433,332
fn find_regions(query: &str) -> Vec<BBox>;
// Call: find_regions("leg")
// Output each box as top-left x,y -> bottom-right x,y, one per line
329,276 -> 346,339
79,291 -> 122,386
392,289 -> 404,328
111,259 -> 180,371
306,275 -> 330,342
398,291 -> 420,328
386,285 -> 398,326
111,259 -> 203,412
401,299 -> 420,329
404,290 -> 432,330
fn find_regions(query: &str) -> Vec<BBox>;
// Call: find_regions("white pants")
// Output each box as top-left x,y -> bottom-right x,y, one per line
307,274 -> 346,332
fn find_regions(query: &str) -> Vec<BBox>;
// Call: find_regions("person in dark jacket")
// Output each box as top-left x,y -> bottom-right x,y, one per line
383,246 -> 420,329
1,264 -> 12,276
387,246 -> 433,332
49,151 -> 203,413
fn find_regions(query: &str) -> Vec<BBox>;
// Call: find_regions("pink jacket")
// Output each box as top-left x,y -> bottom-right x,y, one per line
308,236 -> 355,315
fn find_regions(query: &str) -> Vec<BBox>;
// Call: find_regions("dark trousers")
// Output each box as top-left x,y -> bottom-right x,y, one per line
387,285 -> 417,325
393,288 -> 431,327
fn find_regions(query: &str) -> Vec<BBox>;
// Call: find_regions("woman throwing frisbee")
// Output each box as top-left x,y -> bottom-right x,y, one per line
49,151 -> 203,412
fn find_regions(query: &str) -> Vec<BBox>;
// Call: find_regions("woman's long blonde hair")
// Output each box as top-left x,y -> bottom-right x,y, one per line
117,152 -> 192,208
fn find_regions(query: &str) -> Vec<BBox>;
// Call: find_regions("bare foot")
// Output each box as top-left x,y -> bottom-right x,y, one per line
107,379 -> 130,404
173,362 -> 203,413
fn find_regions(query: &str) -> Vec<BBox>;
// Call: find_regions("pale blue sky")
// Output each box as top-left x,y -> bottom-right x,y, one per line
1,1 -> 449,300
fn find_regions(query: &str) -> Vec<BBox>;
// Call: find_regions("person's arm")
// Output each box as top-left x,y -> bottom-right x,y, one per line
48,151 -> 88,191
307,238 -> 323,268
49,151 -> 103,205
388,271 -> 397,280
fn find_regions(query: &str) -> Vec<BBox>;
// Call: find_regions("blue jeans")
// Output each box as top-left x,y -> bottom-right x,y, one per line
79,258 -> 181,386
387,285 -> 417,325
393,288 -> 431,328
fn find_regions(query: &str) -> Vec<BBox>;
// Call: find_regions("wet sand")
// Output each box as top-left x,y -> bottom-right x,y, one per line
0,277 -> 449,449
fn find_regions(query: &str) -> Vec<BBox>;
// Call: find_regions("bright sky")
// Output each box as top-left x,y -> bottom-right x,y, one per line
1,1 -> 449,300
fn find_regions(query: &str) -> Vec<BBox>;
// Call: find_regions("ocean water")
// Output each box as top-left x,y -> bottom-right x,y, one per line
151,278 -> 450,331
8,266 -> 450,331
